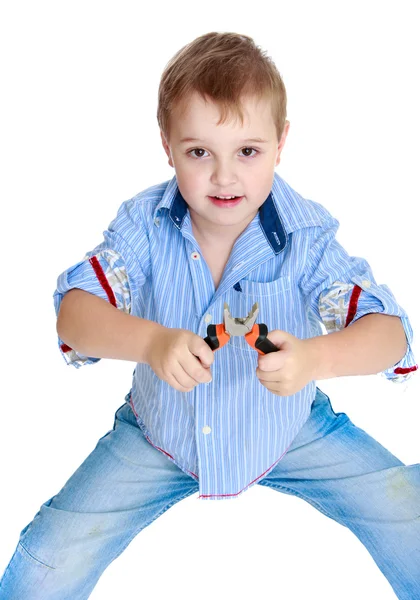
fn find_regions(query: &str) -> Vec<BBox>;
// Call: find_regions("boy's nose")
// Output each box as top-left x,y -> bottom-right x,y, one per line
210,161 -> 237,187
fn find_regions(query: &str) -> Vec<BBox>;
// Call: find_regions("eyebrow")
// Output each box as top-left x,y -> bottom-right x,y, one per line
179,137 -> 269,144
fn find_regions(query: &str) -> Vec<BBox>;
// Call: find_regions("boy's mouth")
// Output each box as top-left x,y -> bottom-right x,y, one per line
209,195 -> 244,207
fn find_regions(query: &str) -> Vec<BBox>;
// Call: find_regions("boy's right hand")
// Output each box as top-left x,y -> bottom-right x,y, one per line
146,328 -> 214,392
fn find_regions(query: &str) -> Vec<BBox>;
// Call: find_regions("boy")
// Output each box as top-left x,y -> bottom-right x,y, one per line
0,31 -> 418,599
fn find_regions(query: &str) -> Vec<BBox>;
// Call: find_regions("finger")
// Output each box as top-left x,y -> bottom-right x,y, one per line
171,360 -> 211,392
186,355 -> 213,383
256,367 -> 282,382
258,377 -> 288,396
258,353 -> 285,371
170,368 -> 199,392
192,338 -> 215,368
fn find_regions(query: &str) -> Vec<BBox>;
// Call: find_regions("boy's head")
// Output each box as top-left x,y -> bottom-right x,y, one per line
157,32 -> 290,239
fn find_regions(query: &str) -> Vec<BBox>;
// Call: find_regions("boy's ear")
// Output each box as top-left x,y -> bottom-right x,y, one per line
275,120 -> 290,166
160,131 -> 174,168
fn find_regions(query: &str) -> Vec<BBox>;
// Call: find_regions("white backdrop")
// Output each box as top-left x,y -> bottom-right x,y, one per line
1,1 -> 419,598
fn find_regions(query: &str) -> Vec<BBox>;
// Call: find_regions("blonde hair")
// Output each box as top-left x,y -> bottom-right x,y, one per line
157,31 -> 287,143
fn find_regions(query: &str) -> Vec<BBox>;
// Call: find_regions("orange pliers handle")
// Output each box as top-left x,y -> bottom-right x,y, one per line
203,324 -> 230,351
203,303 -> 277,355
245,323 -> 278,355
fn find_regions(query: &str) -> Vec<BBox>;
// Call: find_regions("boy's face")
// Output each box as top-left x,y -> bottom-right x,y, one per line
160,91 -> 289,241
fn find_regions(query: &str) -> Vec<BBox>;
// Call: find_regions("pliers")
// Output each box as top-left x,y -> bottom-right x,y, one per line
204,302 -> 278,355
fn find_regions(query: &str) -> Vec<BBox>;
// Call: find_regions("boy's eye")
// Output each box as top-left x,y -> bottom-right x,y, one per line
189,148 -> 208,159
241,147 -> 257,157
187,147 -> 258,159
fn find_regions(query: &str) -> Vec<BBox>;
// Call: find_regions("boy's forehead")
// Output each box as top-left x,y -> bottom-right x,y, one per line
175,91 -> 272,120
170,92 -> 276,140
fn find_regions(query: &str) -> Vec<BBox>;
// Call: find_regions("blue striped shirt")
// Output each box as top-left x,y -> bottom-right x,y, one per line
53,172 -> 418,500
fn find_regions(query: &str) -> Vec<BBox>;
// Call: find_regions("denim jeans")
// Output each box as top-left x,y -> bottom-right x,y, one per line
0,387 -> 419,599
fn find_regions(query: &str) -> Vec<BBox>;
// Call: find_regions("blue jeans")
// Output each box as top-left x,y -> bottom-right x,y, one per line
0,387 -> 419,599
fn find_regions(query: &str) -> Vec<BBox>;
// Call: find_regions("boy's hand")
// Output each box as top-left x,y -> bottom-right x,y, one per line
256,330 -> 316,396
146,327 -> 214,393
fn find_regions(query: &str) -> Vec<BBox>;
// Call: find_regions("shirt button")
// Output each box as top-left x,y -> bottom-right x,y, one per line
204,314 -> 212,323
191,252 -> 200,260
154,217 -> 160,227
231,261 -> 244,272
202,426 -> 212,434
362,279 -> 371,288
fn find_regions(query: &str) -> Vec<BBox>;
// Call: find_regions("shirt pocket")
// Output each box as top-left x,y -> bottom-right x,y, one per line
236,274 -> 292,297
227,275 -> 293,353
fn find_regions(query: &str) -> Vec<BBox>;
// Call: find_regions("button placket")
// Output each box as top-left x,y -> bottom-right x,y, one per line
189,247 -> 215,315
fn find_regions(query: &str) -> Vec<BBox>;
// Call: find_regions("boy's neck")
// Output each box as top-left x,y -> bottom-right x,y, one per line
190,209 -> 258,248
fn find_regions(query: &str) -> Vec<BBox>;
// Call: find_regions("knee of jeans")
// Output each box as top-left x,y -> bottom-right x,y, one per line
385,465 -> 420,514
17,503 -> 98,572
18,527 -> 66,572
17,541 -> 56,571
17,539 -> 103,591
19,529 -> 106,574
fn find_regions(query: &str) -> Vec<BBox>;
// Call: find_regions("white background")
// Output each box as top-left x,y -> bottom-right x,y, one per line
1,1 -> 419,598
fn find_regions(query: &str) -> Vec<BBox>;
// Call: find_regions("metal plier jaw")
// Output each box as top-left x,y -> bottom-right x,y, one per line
204,302 -> 278,355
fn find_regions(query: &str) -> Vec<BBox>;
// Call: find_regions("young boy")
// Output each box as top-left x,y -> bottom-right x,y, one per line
0,31 -> 418,600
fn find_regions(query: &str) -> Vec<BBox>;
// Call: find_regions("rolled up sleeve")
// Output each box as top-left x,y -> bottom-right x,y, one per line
299,216 -> 418,384
53,199 -> 147,368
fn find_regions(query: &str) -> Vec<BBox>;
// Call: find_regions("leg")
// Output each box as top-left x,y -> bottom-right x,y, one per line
258,387 -> 420,600
0,401 -> 199,600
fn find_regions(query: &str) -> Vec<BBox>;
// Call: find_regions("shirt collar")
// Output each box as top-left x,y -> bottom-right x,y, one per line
153,172 -> 312,255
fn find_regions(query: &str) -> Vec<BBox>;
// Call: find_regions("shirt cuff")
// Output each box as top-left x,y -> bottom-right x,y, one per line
379,315 -> 418,383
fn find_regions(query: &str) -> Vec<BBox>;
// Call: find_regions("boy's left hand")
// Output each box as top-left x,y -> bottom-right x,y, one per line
256,330 -> 316,396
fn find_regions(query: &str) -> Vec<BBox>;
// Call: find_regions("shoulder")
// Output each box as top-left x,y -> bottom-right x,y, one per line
272,173 -> 338,233
130,180 -> 170,207
110,179 -> 172,232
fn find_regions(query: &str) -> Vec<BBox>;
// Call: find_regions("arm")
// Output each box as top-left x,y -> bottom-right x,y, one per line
57,288 -> 165,364
53,197 -> 153,367
305,313 -> 408,380
298,215 -> 417,383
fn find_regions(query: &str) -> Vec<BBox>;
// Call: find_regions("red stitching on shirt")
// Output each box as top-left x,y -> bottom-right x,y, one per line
128,395 -> 139,417
89,255 -> 117,307
345,285 -> 362,327
145,435 -> 174,459
143,434 -> 198,478
127,393 -> 197,475
394,365 -> 418,374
